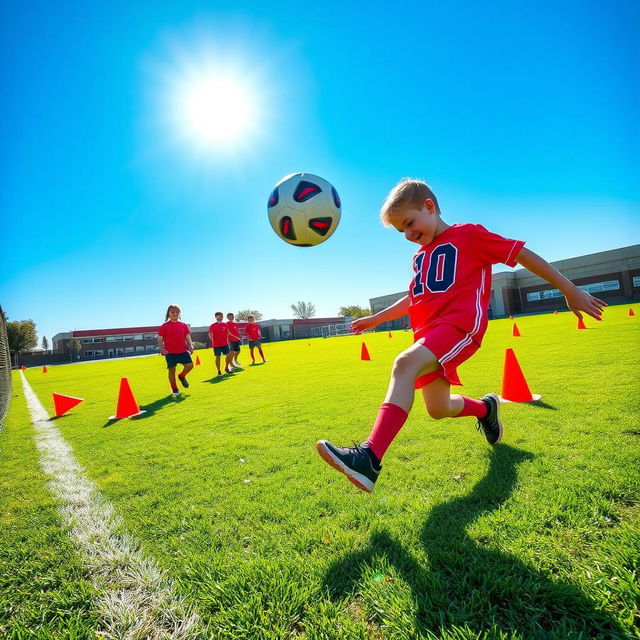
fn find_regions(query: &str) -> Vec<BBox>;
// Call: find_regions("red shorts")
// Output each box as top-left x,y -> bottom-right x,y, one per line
414,324 -> 480,389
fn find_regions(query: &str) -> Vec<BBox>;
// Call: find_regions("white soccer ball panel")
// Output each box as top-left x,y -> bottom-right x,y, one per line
267,173 -> 341,247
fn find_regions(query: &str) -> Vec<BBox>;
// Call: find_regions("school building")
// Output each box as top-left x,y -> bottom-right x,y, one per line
369,245 -> 640,330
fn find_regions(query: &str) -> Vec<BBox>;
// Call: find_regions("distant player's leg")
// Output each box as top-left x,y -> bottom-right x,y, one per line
421,377 -> 502,444
317,342 -> 438,492
233,346 -> 241,367
258,345 -> 266,362
178,361 -> 193,388
167,366 -> 179,395
215,354 -> 222,376
225,353 -> 233,373
249,346 -> 255,363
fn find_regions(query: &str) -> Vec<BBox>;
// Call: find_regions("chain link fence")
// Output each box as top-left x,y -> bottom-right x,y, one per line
0,305 -> 12,429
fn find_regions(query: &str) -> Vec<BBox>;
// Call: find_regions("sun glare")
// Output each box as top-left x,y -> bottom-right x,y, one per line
174,72 -> 258,148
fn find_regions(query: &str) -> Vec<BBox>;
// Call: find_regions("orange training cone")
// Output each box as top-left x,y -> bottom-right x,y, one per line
53,393 -> 83,417
43,365 -> 48,373
629,308 -> 636,317
388,332 -> 392,338
553,310 -> 558,315
509,315 -> 513,320
109,377 -> 146,420
512,323 -> 521,337
195,355 -> 201,365
361,342 -> 371,361
577,317 -> 587,330
499,348 -> 541,403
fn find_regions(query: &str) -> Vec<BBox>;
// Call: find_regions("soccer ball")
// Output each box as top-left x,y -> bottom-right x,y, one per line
267,173 -> 341,247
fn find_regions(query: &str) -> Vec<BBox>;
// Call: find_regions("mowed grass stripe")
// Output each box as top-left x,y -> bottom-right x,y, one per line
0,373 -> 97,638
16,305 -> 640,638
19,372 -> 204,640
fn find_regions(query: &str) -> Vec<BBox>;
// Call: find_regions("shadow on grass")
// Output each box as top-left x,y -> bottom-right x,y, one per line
323,445 -> 627,638
101,395 -> 186,427
528,399 -> 557,410
203,374 -> 236,384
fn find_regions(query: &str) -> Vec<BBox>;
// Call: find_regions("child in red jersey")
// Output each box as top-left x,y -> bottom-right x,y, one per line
209,312 -> 232,376
158,304 -> 194,396
317,179 -> 606,492
226,312 -> 243,369
245,315 -> 266,364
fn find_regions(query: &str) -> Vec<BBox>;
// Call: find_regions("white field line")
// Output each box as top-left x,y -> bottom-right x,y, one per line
19,372 -> 204,640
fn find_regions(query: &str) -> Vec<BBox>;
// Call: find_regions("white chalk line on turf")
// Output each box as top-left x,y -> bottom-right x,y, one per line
20,372 -> 204,640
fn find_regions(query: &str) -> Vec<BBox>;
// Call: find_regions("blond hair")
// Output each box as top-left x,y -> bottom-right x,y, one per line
165,304 -> 181,321
380,178 -> 440,226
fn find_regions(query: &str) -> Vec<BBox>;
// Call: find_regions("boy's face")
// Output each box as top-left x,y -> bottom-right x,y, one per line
168,308 -> 180,319
227,314 -> 234,321
390,199 -> 439,245
247,316 -> 254,323
215,314 -> 223,321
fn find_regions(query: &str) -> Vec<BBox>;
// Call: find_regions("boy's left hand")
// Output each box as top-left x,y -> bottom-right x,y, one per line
564,287 -> 607,320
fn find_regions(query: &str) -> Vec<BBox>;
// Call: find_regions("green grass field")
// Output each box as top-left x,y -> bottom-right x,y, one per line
2,305 -> 639,639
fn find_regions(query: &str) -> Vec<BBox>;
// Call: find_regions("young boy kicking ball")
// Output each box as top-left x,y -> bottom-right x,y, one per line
317,179 -> 606,492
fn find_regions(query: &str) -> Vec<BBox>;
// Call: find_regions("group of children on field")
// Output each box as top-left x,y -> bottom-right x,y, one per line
158,308 -> 266,397
159,177 -> 606,494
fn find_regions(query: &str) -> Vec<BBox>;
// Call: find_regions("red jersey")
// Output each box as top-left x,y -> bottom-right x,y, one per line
158,321 -> 190,354
209,322 -> 228,348
409,224 -> 524,344
245,322 -> 262,340
227,321 -> 241,342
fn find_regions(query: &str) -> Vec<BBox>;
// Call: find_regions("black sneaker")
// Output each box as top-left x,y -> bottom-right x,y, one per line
178,375 -> 189,388
477,393 -> 503,444
316,440 -> 381,492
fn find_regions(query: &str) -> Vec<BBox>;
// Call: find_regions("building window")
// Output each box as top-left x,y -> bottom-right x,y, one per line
632,276 -> 640,288
144,333 -> 156,340
579,280 -> 619,294
82,339 -> 93,344
85,350 -> 94,356
136,346 -> 144,352
526,288 -> 563,302
125,346 -> 135,353
93,338 -> 103,343
527,280 -> 620,302
106,336 -> 123,342
133,334 -> 143,340
145,344 -> 156,351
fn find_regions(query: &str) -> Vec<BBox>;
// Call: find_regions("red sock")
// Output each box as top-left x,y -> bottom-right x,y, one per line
178,373 -> 186,380
365,403 -> 409,460
456,396 -> 488,418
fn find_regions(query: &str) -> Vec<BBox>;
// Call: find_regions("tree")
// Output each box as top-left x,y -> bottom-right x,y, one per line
339,305 -> 371,319
42,336 -> 49,351
236,309 -> 263,321
7,319 -> 37,366
291,301 -> 316,319
69,338 -> 82,360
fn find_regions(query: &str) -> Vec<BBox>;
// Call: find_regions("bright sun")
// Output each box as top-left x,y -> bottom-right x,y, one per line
174,72 -> 257,147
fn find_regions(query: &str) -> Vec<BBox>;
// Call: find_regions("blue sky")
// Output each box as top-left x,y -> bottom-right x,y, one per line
1,0 -> 638,344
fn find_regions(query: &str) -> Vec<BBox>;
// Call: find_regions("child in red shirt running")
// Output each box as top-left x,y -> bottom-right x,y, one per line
245,315 -> 266,364
227,312 -> 243,369
158,304 -> 194,396
209,312 -> 232,376
317,179 -> 606,492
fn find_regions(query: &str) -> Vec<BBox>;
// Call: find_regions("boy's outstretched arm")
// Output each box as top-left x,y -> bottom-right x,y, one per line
515,247 -> 607,320
352,295 -> 410,334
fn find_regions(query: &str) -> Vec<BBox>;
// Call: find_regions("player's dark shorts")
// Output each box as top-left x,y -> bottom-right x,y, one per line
165,351 -> 193,369
213,345 -> 230,356
229,340 -> 241,352
248,340 -> 261,348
